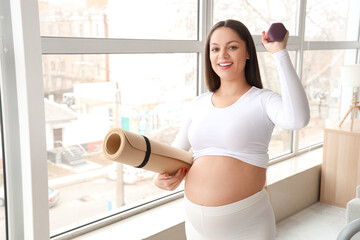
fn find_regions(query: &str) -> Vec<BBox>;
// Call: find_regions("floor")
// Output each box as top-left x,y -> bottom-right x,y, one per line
276,202 -> 346,240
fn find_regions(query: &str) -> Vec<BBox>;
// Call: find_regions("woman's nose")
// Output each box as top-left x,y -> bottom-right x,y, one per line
219,49 -> 229,58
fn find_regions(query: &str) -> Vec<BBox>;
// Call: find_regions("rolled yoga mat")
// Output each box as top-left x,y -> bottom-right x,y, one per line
103,128 -> 193,175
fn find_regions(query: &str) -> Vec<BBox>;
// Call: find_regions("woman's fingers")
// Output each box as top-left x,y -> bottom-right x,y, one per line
158,172 -> 171,180
174,167 -> 188,178
261,30 -> 288,54
155,168 -> 188,191
282,31 -> 289,46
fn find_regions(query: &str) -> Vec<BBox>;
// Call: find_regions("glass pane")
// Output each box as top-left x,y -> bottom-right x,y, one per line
299,50 -> 346,149
257,51 -> 297,159
213,0 -> 298,36
305,0 -> 357,41
43,53 -> 197,233
38,0 -> 198,40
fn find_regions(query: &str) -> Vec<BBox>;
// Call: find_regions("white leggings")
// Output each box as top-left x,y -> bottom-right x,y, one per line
184,188 -> 276,240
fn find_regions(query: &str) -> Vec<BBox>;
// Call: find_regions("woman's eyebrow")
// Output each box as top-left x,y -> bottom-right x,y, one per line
210,40 -> 240,45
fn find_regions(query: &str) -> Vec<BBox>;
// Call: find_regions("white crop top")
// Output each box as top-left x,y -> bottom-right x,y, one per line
172,50 -> 310,168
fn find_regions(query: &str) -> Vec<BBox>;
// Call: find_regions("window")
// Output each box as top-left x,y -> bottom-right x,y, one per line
39,0 -> 198,40
39,4 -> 201,230
298,0 -> 360,150
299,49 -> 355,149
305,0 -> 356,41
213,0 -> 298,35
1,0 -> 360,238
43,53 -> 197,232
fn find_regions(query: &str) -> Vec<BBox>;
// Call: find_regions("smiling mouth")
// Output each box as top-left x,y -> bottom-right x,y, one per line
219,63 -> 233,67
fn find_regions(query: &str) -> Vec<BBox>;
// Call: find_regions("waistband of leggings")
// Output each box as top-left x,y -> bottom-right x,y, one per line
184,188 -> 268,216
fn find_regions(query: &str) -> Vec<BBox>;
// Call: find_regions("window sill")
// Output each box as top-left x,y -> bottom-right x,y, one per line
69,197 -> 185,240
267,147 -> 322,185
69,148 -> 323,240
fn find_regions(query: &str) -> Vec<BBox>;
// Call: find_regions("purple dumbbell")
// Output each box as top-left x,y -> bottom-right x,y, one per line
266,23 -> 287,42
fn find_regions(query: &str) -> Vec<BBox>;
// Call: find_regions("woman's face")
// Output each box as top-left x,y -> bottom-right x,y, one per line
209,27 -> 249,82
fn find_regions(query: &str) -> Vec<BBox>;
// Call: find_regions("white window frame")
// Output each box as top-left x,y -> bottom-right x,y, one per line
1,0 -> 49,239
0,0 -> 359,239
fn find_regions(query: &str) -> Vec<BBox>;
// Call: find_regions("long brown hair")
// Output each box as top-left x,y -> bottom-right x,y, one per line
205,19 -> 263,92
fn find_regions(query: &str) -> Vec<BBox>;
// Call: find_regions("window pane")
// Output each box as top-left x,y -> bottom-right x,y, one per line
213,0 -> 298,35
43,53 -> 197,233
38,0 -> 198,40
305,0 -> 357,41
299,50 -> 347,149
257,52 -> 297,159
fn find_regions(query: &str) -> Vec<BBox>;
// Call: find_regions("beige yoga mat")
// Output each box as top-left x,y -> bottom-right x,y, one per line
103,128 -> 193,175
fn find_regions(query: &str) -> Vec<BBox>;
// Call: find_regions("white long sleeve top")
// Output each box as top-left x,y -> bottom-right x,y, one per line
172,50 -> 310,168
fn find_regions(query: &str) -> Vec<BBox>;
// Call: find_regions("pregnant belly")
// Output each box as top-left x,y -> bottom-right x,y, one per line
185,155 -> 266,206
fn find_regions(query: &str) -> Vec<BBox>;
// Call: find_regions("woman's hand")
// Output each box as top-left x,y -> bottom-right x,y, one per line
261,30 -> 289,54
153,168 -> 188,191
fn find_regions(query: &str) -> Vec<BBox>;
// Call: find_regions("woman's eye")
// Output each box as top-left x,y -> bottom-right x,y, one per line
211,48 -> 219,52
229,46 -> 238,50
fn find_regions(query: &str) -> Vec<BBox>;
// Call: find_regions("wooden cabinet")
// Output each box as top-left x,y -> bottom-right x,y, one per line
320,120 -> 360,208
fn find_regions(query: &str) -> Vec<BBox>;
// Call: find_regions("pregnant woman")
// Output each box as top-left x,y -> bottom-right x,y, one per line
154,19 -> 310,240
